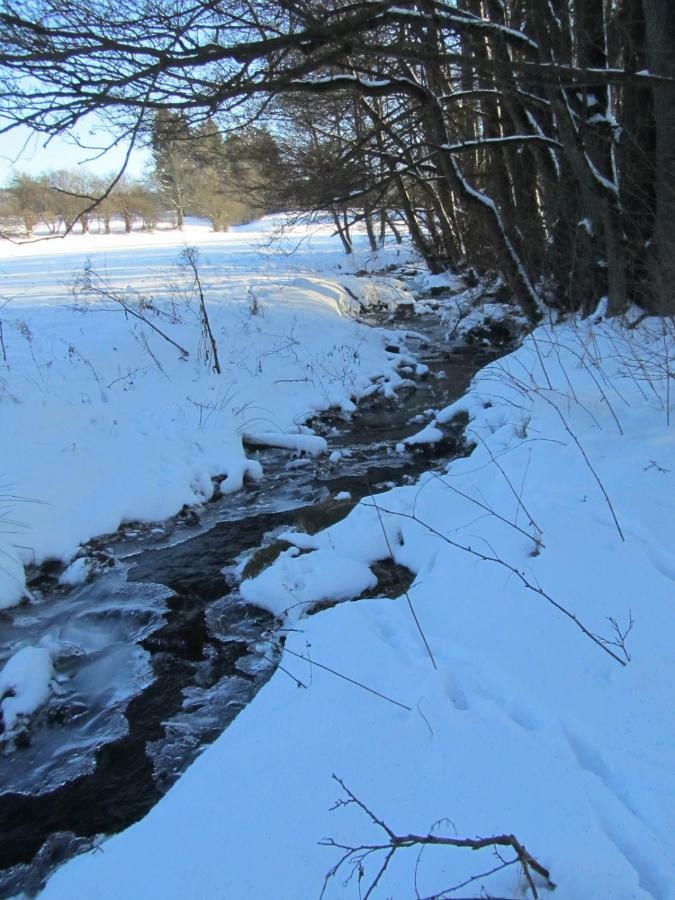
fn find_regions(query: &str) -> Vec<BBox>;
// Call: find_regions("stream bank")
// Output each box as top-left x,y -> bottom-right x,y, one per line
0,285 -> 517,898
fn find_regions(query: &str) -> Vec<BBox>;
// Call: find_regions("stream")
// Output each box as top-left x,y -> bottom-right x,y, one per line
0,300 -> 504,897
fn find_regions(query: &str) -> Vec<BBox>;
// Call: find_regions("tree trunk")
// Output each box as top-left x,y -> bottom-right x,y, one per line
331,208 -> 353,255
378,209 -> 387,247
385,212 -> 403,245
617,0 -> 655,309
642,0 -> 675,313
394,176 -> 445,273
364,207 -> 378,252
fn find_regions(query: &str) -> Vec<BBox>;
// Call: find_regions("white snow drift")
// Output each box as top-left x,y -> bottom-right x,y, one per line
3,219 -> 675,899
0,217 -> 416,609
40,297 -> 675,899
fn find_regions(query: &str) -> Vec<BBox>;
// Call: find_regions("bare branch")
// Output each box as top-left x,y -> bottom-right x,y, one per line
321,776 -> 555,899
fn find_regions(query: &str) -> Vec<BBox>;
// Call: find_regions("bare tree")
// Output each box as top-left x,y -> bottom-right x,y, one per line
2,0 -> 674,317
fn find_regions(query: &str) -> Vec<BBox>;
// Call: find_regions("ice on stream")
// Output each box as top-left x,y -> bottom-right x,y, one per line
0,567 -> 170,794
147,595 -> 277,784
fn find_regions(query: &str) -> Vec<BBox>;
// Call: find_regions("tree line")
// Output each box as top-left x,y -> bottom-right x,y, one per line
1,117 -> 274,234
0,0 -> 673,320
1,171 -> 160,234
149,113 -> 275,231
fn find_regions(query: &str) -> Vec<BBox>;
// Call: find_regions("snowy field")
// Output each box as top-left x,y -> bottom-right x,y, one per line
3,220 -> 675,899
0,217 -> 414,608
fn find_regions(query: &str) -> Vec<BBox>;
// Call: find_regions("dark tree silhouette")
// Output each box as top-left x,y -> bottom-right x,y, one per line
2,0 -> 673,317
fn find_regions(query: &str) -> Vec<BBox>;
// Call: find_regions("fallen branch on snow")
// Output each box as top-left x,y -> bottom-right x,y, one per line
320,775 -> 555,899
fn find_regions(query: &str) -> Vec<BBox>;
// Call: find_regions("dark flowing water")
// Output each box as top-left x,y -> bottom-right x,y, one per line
0,304 -> 501,897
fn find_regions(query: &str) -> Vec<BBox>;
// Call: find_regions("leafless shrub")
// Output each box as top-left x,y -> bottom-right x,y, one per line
73,261 -> 190,360
180,246 -> 222,374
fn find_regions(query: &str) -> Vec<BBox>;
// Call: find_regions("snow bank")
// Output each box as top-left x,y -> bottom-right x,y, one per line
402,421 -> 445,445
0,646 -> 53,731
241,546 -> 377,619
241,431 -> 327,456
0,217 -> 415,606
429,273 -> 529,345
0,537 -> 26,609
41,312 -> 675,899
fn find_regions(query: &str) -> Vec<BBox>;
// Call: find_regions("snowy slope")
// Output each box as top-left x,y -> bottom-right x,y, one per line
39,310 -> 675,899
0,218 -> 415,608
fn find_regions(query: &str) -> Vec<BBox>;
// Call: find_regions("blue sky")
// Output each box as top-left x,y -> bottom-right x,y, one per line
1,123 -> 150,184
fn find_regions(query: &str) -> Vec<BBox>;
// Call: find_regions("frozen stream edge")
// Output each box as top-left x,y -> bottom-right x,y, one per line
0,291 -> 506,898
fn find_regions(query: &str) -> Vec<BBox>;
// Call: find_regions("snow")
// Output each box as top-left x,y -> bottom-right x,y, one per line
0,217 -> 415,607
585,152 -> 619,194
241,431 -> 327,456
328,447 -> 351,463
39,308 -> 675,900
290,74 -> 391,89
402,421 -> 444,445
240,546 -> 377,620
440,9 -> 538,50
442,134 -> 561,153
0,536 -> 25,610
5,215 -> 675,899
0,645 -> 53,731
525,107 -> 562,177
57,556 -> 91,586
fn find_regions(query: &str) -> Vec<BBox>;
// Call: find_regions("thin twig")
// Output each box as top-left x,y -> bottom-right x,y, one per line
539,393 -> 624,541
456,430 -> 542,536
367,481 -> 437,670
366,503 -> 627,666
427,471 -> 543,550
283,647 -> 412,711
182,246 -> 222,374
76,266 -> 190,359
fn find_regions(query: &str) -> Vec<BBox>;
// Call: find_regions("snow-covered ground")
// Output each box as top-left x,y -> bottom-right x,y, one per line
0,217 -> 414,611
4,219 -> 675,899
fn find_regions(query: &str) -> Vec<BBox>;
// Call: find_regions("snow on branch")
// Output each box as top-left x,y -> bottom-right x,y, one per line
441,134 -> 562,153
